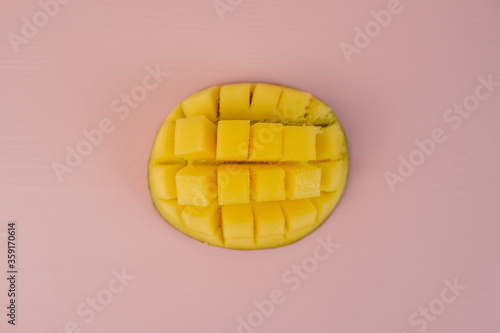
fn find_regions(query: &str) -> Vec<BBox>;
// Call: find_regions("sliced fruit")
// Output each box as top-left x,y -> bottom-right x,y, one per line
313,160 -> 348,192
277,87 -> 312,122
305,97 -> 336,126
149,164 -> 185,200
219,83 -> 252,120
250,165 -> 286,202
150,121 -> 182,164
217,165 -> 250,205
149,83 -> 349,250
253,202 -> 286,247
316,122 -> 347,161
182,201 -> 220,237
281,199 -> 318,232
248,123 -> 283,161
250,83 -> 282,121
216,120 -> 250,161
181,86 -> 220,121
281,126 -> 318,161
166,104 -> 186,123
283,165 -> 321,199
175,166 -> 217,206
174,115 -> 217,160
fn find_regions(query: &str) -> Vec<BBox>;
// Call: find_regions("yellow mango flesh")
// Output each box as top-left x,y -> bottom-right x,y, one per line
175,165 -> 217,206
305,97 -> 337,126
250,165 -> 286,202
283,165 -> 321,200
149,83 -> 348,249
181,86 -> 220,121
248,123 -> 283,161
254,202 -> 286,247
174,115 -> 216,160
281,126 -> 317,161
150,121 -> 182,163
216,120 -> 250,161
316,122 -> 347,161
250,83 -> 283,121
217,165 -> 250,205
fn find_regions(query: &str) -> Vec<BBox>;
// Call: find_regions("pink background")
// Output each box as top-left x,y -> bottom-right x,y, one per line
1,0 -> 499,332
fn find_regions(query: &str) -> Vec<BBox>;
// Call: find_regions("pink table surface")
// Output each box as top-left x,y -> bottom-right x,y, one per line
1,0 -> 500,332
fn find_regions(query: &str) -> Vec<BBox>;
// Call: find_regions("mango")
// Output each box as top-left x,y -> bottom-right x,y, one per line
148,83 -> 348,249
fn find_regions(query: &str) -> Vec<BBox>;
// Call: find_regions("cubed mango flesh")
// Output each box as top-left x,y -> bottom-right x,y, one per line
281,126 -> 317,161
149,164 -> 185,200
181,86 -> 220,121
175,166 -> 217,206
217,165 -> 250,205
174,116 -> 216,160
250,83 -> 282,120
277,87 -> 311,122
149,83 -> 348,249
283,165 -> 321,199
150,121 -> 182,164
166,104 -> 186,123
154,199 -> 185,230
219,83 -> 252,119
253,202 -> 286,239
216,120 -> 250,161
250,165 -> 285,202
248,123 -> 282,161
316,122 -> 347,161
222,204 -> 255,248
311,191 -> 342,224
305,98 -> 336,126
313,160 -> 348,192
281,199 -> 317,232
182,201 -> 220,236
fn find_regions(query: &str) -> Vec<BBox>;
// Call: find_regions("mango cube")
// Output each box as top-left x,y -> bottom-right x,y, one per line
250,165 -> 285,202
176,166 -> 217,206
222,204 -> 255,248
166,104 -> 185,123
283,165 -> 321,199
281,126 -> 317,161
313,160 -> 347,192
253,202 -> 286,240
305,98 -> 336,126
281,199 -> 317,232
311,191 -> 341,224
316,123 -> 346,160
155,199 -> 184,230
248,123 -> 282,161
174,115 -> 216,160
217,165 -> 250,205
149,164 -> 185,200
219,83 -> 252,119
216,120 -> 250,161
277,88 -> 311,121
181,86 -> 220,122
150,121 -> 182,163
249,83 -> 283,120
181,201 -> 220,236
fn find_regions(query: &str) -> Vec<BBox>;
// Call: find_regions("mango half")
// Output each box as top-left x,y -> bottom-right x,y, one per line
148,83 -> 348,250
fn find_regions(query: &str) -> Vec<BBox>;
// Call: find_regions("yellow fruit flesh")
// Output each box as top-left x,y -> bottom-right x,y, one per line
248,123 -> 283,161
174,116 -> 217,160
149,83 -> 348,249
281,126 -> 317,161
216,120 -> 250,161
